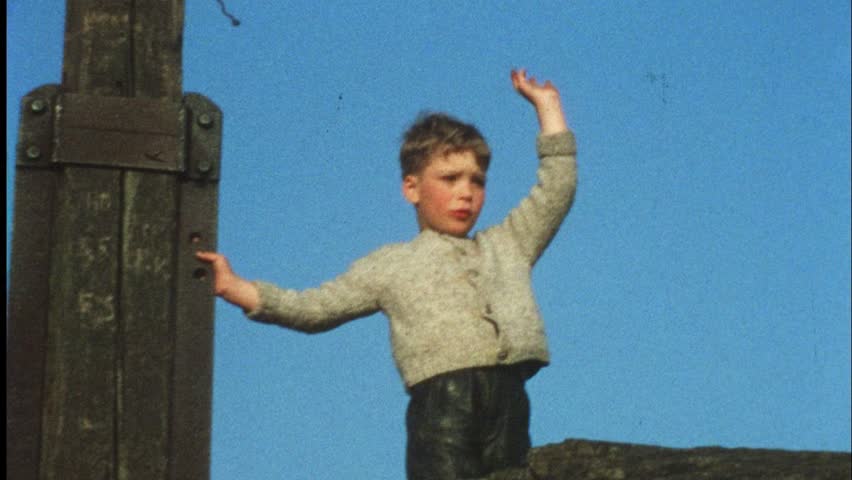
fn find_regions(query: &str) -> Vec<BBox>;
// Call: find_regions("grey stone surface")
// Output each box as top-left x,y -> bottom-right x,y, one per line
485,439 -> 851,480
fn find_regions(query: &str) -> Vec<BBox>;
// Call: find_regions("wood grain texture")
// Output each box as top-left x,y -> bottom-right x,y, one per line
9,2 -> 219,479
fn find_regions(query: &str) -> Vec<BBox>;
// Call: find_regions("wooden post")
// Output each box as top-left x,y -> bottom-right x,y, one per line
7,2 -> 221,479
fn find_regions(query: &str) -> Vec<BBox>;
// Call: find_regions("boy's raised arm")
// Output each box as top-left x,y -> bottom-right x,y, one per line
491,69 -> 576,265
511,68 -> 568,135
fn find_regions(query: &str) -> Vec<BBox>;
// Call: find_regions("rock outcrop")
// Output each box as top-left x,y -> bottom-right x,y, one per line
486,439 -> 851,480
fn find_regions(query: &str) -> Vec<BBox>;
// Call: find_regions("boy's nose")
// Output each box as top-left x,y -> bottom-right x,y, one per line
457,181 -> 474,199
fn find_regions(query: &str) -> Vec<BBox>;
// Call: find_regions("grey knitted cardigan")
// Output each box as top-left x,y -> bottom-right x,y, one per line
248,130 -> 577,388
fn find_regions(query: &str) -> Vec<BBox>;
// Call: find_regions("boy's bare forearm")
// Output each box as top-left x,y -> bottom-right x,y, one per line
535,99 -> 568,135
219,276 -> 261,312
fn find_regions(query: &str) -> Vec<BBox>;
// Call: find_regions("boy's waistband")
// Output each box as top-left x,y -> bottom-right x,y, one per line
409,360 -> 544,396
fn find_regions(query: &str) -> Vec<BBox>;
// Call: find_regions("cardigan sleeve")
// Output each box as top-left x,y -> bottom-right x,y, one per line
244,251 -> 385,333
494,130 -> 577,265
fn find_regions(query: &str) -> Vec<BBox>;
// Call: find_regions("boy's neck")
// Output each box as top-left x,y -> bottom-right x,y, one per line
421,228 -> 472,240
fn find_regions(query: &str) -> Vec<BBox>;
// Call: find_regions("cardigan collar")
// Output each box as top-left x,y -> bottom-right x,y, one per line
415,228 -> 480,256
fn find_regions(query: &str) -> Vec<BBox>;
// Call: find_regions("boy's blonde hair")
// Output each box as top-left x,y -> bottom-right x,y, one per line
399,113 -> 491,178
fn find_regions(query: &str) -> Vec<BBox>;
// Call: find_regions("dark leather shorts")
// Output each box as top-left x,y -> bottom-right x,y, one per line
405,362 -> 541,479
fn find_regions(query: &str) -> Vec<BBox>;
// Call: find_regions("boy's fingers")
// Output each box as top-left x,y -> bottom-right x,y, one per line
511,70 -> 522,89
195,251 -> 224,265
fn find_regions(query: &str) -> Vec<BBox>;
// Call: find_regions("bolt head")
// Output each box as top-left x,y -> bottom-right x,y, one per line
197,113 -> 213,129
26,145 -> 42,160
30,99 -> 47,114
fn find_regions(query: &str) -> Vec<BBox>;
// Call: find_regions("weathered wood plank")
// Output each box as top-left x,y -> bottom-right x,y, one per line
53,8 -> 129,475
54,94 -> 185,172
62,0 -> 184,98
170,177 -> 219,480
7,84 -> 61,480
165,92 -> 221,480
41,167 -> 121,480
12,3 -> 219,479
118,171 -> 178,480
7,168 -> 58,480
131,0 -> 184,100
62,0 -> 132,96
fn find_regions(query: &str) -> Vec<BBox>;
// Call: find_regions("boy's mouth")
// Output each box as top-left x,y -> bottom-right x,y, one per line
450,209 -> 472,220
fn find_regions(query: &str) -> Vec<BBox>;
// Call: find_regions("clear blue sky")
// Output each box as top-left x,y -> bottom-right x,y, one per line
7,1 -> 851,479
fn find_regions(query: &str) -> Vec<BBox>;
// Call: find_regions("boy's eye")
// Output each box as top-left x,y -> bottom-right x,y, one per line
473,176 -> 486,186
442,174 -> 459,182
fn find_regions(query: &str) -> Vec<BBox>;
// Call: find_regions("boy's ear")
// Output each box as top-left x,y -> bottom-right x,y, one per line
402,174 -> 420,205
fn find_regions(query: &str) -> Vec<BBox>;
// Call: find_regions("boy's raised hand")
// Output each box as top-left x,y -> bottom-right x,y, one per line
511,68 -> 559,105
511,69 -> 568,135
195,251 -> 260,312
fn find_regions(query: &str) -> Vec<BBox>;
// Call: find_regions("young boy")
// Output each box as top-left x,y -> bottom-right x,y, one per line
196,69 -> 577,479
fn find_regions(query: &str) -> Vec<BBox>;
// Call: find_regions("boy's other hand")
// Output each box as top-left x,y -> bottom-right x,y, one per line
195,251 -> 260,312
511,68 -> 568,135
195,251 -> 235,296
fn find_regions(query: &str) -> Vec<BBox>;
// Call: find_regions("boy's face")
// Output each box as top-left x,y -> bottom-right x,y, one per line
402,149 -> 486,238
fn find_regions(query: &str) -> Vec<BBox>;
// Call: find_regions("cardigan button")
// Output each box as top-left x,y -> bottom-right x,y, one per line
497,350 -> 508,361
